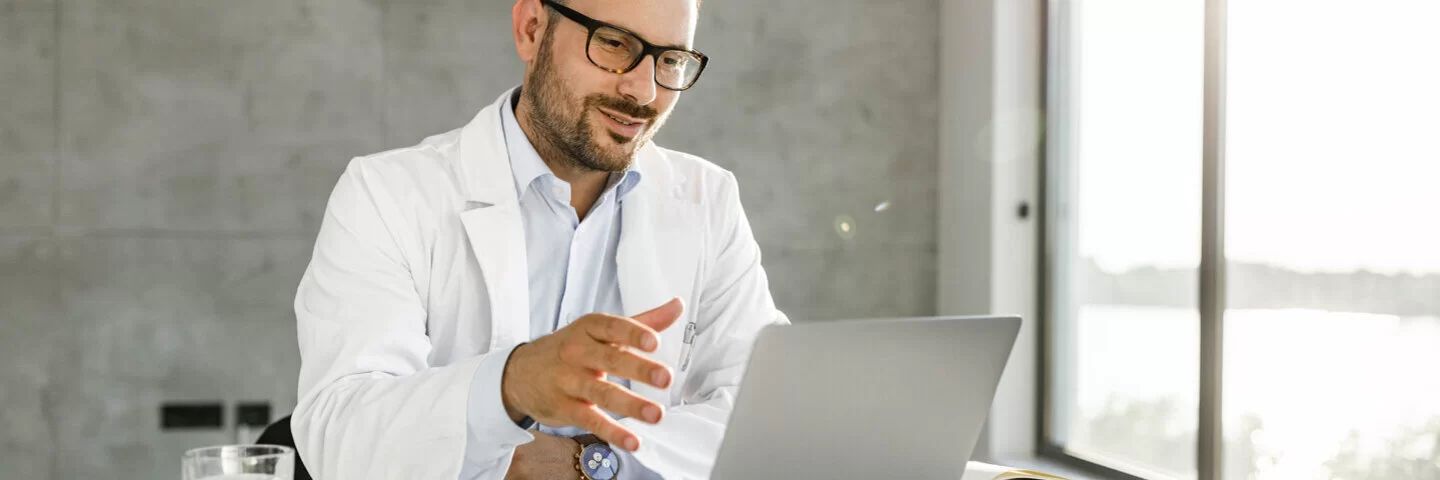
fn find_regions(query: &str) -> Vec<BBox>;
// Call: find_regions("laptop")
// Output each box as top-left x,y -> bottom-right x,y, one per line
709,315 -> 1021,479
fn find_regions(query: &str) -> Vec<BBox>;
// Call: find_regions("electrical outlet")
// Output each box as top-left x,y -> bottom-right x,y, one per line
160,402 -> 224,430
236,402 -> 272,428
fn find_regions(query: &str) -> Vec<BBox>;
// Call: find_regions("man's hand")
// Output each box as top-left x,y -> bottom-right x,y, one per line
501,298 -> 684,452
504,431 -> 579,480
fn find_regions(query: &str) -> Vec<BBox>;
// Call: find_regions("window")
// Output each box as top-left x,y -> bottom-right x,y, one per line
1222,1 -> 1440,478
1044,0 -> 1205,478
1044,0 -> 1440,479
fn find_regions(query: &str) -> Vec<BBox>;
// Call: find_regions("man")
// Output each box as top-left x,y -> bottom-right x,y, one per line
290,0 -> 787,478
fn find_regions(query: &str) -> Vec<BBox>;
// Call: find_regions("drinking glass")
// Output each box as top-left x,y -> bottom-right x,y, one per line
182,445 -> 294,480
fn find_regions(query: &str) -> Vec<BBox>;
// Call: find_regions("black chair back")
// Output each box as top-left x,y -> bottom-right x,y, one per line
255,415 -> 313,480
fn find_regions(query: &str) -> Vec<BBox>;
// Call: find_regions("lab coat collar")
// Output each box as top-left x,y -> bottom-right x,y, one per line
458,91 -> 520,207
456,91 -> 690,358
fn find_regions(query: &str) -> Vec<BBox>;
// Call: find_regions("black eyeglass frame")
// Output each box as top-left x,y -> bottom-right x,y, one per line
540,0 -> 709,91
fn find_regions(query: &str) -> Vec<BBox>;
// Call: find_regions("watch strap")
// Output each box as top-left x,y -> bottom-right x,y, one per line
572,434 -> 603,447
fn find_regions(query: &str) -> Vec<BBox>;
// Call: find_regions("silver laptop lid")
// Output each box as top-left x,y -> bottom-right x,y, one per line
710,315 -> 1021,479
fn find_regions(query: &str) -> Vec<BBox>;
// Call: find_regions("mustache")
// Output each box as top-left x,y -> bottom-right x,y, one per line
585,94 -> 658,120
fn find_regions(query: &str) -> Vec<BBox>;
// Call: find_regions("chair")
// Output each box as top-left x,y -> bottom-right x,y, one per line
255,415 -> 313,480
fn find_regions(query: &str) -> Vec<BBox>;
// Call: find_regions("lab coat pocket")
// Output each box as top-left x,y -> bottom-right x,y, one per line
633,310 -> 692,405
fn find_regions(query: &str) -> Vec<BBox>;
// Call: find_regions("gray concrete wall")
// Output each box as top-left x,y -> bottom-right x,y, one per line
0,0 -> 938,478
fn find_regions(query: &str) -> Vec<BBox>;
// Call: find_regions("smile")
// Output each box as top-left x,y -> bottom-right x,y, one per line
598,108 -> 647,140
604,112 -> 639,126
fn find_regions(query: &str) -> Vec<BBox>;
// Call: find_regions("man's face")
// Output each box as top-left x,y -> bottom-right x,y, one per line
523,0 -> 698,172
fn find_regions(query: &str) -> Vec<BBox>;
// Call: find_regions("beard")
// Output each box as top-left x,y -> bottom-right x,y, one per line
523,29 -> 666,173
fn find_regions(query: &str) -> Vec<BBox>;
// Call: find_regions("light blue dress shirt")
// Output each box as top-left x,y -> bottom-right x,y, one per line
463,88 -> 657,480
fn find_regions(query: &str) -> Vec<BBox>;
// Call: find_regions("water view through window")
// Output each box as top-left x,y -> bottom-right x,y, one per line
1049,1 -> 1440,479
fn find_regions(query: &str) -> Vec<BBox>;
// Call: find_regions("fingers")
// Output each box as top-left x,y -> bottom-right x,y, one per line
560,372 -> 666,424
560,341 -> 672,389
573,299 -> 684,352
570,404 -> 642,452
580,314 -> 661,352
632,297 -> 684,333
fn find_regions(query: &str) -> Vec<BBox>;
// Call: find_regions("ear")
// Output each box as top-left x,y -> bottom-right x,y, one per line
512,0 -> 546,64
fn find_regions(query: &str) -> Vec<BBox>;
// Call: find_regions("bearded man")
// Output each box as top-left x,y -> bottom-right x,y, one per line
290,1 -> 788,479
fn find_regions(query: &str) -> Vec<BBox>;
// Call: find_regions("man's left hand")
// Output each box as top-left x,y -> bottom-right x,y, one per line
505,431 -> 579,480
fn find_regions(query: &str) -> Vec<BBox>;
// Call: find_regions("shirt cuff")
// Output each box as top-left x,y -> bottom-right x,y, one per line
463,343 -> 536,471
614,448 -> 664,480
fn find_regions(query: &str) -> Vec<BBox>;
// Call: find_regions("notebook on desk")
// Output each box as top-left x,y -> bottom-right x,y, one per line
963,461 -> 1069,480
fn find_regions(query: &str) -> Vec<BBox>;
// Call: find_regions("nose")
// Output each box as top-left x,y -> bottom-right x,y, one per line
617,55 -> 659,106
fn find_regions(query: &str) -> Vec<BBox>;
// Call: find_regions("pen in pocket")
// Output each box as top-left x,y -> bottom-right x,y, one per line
678,321 -> 697,372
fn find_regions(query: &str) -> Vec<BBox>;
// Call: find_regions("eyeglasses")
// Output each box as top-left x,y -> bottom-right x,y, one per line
540,0 -> 709,91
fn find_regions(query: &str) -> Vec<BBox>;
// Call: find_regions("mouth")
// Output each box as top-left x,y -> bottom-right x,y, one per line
597,108 -> 647,139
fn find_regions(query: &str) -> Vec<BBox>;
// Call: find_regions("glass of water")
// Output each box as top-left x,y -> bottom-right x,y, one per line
182,445 -> 295,480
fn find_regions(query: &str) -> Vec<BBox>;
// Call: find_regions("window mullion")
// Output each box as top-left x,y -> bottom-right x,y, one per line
1198,0 -> 1229,477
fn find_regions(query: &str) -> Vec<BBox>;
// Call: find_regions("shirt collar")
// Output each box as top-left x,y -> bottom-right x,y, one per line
501,87 -> 553,199
500,87 -> 643,201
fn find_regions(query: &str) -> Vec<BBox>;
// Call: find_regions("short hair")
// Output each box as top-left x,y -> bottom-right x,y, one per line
549,0 -> 702,9
543,0 -> 702,33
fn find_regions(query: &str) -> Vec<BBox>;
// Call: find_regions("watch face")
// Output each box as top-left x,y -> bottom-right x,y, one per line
580,443 -> 620,480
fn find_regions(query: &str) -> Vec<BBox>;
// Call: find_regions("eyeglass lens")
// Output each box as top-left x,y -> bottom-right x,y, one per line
587,26 -> 703,89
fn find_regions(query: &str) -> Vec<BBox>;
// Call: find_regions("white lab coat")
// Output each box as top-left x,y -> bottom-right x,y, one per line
291,91 -> 788,480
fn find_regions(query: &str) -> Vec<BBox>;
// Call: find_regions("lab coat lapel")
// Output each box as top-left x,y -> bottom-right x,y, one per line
617,182 -> 673,322
618,145 -> 696,404
458,92 -> 530,351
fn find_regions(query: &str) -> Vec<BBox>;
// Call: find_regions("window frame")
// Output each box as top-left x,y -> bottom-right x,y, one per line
1036,0 -> 1229,479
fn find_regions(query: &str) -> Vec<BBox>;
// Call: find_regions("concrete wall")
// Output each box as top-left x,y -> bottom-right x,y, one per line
938,0 -> 1044,462
0,0 -> 939,478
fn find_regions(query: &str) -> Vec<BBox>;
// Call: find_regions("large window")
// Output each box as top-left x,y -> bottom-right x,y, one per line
1045,1 -> 1440,479
1044,0 -> 1204,478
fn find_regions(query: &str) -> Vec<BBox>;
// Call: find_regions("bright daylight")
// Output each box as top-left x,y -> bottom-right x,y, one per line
3,0 -> 1433,479
1059,0 -> 1440,479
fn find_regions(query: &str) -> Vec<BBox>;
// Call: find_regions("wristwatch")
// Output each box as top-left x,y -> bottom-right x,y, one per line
573,434 -> 621,480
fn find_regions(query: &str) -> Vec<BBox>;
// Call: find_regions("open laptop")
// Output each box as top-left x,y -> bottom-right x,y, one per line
709,315 -> 1021,479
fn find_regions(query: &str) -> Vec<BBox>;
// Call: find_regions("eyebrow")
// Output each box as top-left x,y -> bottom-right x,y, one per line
589,11 -> 693,51
656,39 -> 691,51
548,0 -> 696,52
617,22 -> 692,51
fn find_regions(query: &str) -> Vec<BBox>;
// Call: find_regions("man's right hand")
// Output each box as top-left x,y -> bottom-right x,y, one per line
501,298 -> 684,452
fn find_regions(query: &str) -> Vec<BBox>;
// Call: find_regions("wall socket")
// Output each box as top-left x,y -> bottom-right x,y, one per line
159,401 -> 274,431
236,402 -> 272,428
160,402 -> 224,430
